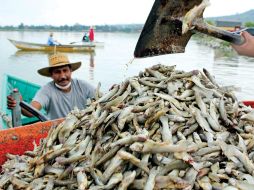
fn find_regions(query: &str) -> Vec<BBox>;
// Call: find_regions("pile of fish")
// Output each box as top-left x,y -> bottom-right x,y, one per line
1,64 -> 254,190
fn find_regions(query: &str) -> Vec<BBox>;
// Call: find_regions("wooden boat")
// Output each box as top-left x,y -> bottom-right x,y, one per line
8,39 -> 95,52
90,41 -> 104,47
0,74 -> 46,129
72,41 -> 104,47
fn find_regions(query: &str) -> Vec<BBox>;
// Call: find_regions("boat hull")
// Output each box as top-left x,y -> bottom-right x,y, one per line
9,39 -> 95,52
0,119 -> 63,169
81,41 -> 104,47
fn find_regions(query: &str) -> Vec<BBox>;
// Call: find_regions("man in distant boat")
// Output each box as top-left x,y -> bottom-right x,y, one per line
89,26 -> 94,42
82,32 -> 89,42
7,53 -> 96,120
232,31 -> 254,57
47,32 -> 60,46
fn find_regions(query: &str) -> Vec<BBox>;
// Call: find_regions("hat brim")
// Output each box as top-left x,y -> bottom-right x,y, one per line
38,62 -> 81,77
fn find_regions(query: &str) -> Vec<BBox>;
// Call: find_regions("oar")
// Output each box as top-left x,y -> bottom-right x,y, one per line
70,41 -> 82,44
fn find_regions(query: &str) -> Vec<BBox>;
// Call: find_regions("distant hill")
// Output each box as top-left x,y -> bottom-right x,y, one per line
206,9 -> 254,23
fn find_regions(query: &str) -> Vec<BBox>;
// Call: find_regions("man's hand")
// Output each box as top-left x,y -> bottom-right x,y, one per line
7,95 -> 15,109
231,31 -> 254,57
7,95 -> 22,110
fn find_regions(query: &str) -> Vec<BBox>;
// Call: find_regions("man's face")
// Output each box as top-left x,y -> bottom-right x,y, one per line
51,65 -> 72,87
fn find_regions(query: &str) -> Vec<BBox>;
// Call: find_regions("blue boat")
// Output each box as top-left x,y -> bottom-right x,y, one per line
0,74 -> 45,129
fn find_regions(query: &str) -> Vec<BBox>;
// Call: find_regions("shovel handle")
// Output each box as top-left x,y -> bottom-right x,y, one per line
20,101 -> 48,122
193,19 -> 245,45
11,89 -> 22,127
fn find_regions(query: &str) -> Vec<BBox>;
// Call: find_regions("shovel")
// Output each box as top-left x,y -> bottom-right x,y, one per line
134,0 -> 245,58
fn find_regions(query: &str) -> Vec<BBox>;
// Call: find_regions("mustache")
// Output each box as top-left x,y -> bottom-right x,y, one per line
59,78 -> 68,82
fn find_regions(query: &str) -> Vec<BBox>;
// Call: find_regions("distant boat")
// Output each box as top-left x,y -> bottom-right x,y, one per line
8,39 -> 95,52
84,41 -> 104,47
0,74 -> 45,129
70,41 -> 104,47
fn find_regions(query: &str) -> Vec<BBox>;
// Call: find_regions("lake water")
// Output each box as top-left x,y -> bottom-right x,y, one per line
0,31 -> 254,102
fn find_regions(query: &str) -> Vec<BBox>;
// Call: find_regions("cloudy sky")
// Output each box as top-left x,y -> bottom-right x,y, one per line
0,0 -> 253,26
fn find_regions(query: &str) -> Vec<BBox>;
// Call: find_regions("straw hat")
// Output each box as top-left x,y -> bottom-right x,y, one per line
38,53 -> 81,77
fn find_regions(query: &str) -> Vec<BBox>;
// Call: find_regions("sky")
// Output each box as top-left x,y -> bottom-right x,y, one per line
0,0 -> 253,26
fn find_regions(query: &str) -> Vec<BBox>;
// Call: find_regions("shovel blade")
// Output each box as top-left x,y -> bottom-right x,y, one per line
134,0 -> 203,58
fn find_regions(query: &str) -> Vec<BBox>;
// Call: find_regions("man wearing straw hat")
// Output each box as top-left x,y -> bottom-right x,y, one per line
7,53 -> 95,120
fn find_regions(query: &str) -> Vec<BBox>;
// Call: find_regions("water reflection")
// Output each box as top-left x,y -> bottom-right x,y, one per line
243,56 -> 254,63
213,49 -> 238,61
12,50 -> 47,57
89,52 -> 95,81
213,49 -> 240,68
13,50 -> 94,57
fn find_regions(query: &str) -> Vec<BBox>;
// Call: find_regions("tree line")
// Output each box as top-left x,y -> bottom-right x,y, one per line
1,21 -> 253,32
245,22 -> 254,27
0,23 -> 143,32
206,20 -> 254,28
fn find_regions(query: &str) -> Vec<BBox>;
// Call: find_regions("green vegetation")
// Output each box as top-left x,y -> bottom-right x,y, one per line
205,20 -> 215,26
0,23 -> 143,32
245,22 -> 254,27
193,33 -> 232,52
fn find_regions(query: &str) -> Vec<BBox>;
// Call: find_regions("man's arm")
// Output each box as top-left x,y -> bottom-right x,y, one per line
231,31 -> 254,57
7,96 -> 42,117
22,101 -> 42,117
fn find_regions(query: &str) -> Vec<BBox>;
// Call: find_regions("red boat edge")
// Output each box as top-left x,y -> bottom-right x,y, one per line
0,118 -> 63,169
242,101 -> 254,108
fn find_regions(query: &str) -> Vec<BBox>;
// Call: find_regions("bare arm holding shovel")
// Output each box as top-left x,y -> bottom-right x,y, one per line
231,31 -> 254,57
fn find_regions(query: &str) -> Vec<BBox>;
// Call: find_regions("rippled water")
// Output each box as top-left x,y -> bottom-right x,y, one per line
0,31 -> 254,101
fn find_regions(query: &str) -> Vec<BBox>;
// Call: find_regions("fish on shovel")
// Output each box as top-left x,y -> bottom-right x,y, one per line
134,0 -> 245,58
